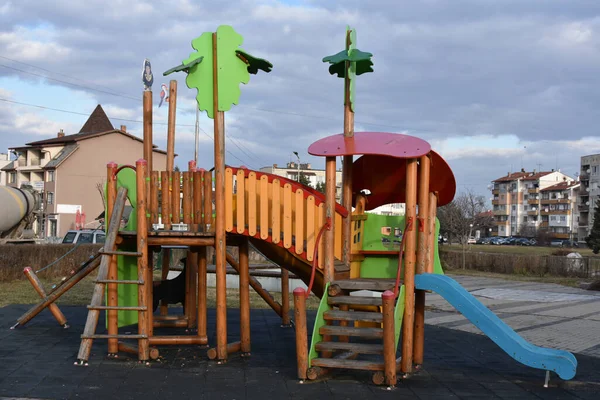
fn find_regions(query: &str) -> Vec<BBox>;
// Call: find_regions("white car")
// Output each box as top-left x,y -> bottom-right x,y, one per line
61,230 -> 105,244
467,237 -> 477,244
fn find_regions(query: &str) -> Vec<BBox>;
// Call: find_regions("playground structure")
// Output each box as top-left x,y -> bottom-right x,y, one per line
14,25 -> 577,387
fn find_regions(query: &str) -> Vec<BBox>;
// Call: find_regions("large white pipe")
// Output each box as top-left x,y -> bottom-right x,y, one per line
0,186 -> 37,234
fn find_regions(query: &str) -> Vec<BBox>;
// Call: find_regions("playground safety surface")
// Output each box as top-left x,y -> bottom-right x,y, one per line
0,304 -> 598,399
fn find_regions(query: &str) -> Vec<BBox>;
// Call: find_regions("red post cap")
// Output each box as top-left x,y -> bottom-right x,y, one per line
107,162 -> 118,168
293,287 -> 306,296
382,290 -> 395,300
136,159 -> 148,166
23,267 -> 32,273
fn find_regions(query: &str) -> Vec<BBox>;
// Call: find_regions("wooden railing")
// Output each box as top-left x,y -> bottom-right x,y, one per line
224,167 -> 348,268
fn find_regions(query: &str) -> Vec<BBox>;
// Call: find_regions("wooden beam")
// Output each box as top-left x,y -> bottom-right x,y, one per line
166,80 -> 177,172
324,156 -> 336,284
143,91 -> 153,174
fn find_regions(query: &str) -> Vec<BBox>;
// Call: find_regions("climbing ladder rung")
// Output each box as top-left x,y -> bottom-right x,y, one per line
324,310 -> 383,323
312,358 -> 384,371
87,306 -> 147,311
80,334 -> 148,339
100,250 -> 143,257
319,325 -> 383,339
95,279 -> 144,285
315,342 -> 384,355
328,295 -> 382,306
331,278 -> 396,292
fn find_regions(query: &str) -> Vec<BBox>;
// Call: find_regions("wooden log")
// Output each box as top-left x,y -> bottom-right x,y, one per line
197,246 -> 207,340
324,156 -> 336,283
235,169 -> 245,234
147,237 -> 215,247
306,195 -> 315,261
247,172 -> 257,236
272,179 -> 281,244
23,267 -> 68,327
143,91 -> 153,174
106,162 -> 118,353
280,268 -> 291,326
414,154 -> 430,366
401,158 -> 418,374
149,336 -> 208,345
293,288 -> 308,380
150,171 -> 159,225
182,171 -> 192,225
136,160 -> 150,361
153,319 -> 188,328
172,171 -> 181,224
161,171 -> 171,230
166,80 -> 177,172
283,183 -> 292,248
203,170 -> 212,232
239,238 -> 251,354
295,189 -> 304,255
226,168 -> 234,232
382,290 -> 397,387
193,170 -> 203,230
427,192 -> 438,274
207,341 -> 241,360
160,248 -> 170,316
225,252 -> 282,316
260,175 -> 269,240
76,188 -> 128,363
185,250 -> 198,328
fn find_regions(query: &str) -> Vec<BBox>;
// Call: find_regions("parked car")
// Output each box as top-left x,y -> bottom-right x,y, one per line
476,237 -> 491,245
61,229 -> 105,244
467,237 -> 477,244
514,238 -> 532,246
561,240 -> 579,248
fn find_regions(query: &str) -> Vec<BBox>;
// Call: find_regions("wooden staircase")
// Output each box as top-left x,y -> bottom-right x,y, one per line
307,278 -> 405,386
75,187 -> 145,365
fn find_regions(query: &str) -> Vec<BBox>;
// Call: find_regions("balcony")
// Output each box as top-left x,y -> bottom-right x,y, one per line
492,189 -> 500,195
551,233 -> 570,239
495,220 -> 509,226
528,188 -> 539,194
540,209 -> 571,216
527,198 -> 539,205
579,204 -> 590,211
539,222 -> 549,228
527,210 -> 538,216
541,198 -> 570,205
493,209 -> 509,216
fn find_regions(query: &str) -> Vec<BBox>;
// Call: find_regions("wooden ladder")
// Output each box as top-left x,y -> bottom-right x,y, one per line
75,187 -> 144,365
309,278 -> 401,385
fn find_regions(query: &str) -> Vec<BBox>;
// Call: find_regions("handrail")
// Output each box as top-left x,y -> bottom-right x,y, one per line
393,217 -> 413,298
113,164 -> 137,179
305,216 -> 331,298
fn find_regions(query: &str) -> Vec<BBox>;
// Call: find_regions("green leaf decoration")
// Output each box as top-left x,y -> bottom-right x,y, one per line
236,50 -> 273,74
163,56 -> 204,76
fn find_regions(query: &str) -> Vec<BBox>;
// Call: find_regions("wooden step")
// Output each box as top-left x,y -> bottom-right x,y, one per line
95,279 -> 144,285
312,358 -> 384,371
319,325 -> 383,339
324,310 -> 383,323
87,306 -> 147,311
331,278 -> 396,292
80,334 -> 147,339
100,250 -> 143,257
315,342 -> 384,355
328,295 -> 382,307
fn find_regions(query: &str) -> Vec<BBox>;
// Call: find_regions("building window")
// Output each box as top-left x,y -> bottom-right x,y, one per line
9,172 -> 16,183
560,216 -> 566,222
47,170 -> 55,182
49,219 -> 57,237
512,205 -> 516,211
47,192 -> 54,205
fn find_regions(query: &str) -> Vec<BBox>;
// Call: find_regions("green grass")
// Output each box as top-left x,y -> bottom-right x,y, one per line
0,276 -> 322,310
441,244 -> 598,257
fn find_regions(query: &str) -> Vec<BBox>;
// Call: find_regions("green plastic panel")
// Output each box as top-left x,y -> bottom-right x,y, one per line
308,283 -> 330,367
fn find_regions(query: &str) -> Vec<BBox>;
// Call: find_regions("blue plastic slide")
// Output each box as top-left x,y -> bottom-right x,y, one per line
415,274 -> 577,380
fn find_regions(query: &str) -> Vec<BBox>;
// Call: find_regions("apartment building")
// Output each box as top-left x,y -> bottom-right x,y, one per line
491,169 -> 576,238
578,154 -> 600,241
0,153 -> 11,185
1,105 -> 168,238
538,180 -> 579,241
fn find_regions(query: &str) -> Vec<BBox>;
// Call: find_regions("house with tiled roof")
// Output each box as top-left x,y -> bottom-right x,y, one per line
491,168 -> 576,238
1,105 -> 169,238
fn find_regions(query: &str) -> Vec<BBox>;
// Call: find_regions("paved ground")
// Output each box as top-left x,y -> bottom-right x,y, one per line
0,275 -> 599,399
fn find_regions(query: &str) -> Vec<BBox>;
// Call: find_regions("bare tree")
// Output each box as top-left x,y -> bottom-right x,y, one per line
437,190 -> 488,269
96,182 -> 106,226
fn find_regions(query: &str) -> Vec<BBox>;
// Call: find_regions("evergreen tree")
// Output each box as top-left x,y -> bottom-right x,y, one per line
298,173 -> 311,188
585,199 -> 600,254
315,181 -> 326,194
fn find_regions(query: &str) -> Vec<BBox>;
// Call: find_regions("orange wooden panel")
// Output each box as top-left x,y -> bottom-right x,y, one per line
260,175 -> 269,240
295,189 -> 304,255
182,172 -> 192,224
272,179 -> 281,244
248,172 -> 257,237
193,171 -> 203,225
160,171 -> 171,229
306,196 -> 315,261
236,169 -> 245,234
283,183 -> 292,249
150,171 -> 159,225
317,203 -> 324,269
334,213 -> 343,261
172,171 -> 181,224
225,168 -> 234,232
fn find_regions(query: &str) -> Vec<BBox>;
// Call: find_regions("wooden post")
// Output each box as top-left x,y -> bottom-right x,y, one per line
414,155 -> 430,366
143,92 -> 153,174
193,169 -> 204,231
172,171 -> 181,224
382,290 -> 396,387
280,268 -> 291,326
136,159 -> 150,361
401,158 -> 418,374
166,80 -> 177,172
427,192 -> 439,274
239,238 -> 251,354
161,171 -> 171,230
212,31 -> 228,362
197,245 -> 207,341
204,170 -> 213,232
23,267 -> 68,327
150,171 -> 159,226
293,288 -> 308,381
342,28 -> 354,268
324,156 -> 336,283
106,162 -> 118,353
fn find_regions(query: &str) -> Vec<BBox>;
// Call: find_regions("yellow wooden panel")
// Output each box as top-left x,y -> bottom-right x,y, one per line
248,172 -> 257,236
283,183 -> 292,249
317,203 -> 324,269
294,189 -> 304,255
334,213 -> 343,261
260,175 -> 269,240
236,169 -> 245,234
306,196 -> 315,261
272,179 -> 281,244
225,168 -> 233,232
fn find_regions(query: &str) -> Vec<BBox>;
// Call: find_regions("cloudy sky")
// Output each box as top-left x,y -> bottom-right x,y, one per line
1,0 -> 600,204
